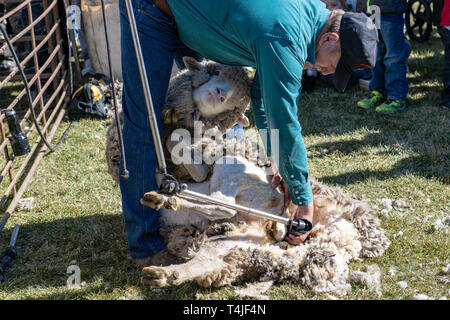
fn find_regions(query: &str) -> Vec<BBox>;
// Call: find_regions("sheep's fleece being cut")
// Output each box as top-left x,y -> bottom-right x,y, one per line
106,57 -> 253,184
105,60 -> 390,295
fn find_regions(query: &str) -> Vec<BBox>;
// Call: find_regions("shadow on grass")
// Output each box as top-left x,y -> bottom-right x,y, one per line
300,90 -> 449,185
319,154 -> 447,186
0,213 -> 206,300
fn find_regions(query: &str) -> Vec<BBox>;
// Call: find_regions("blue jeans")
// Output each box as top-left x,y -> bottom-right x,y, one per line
369,15 -> 410,101
119,0 -> 186,259
119,0 -> 244,259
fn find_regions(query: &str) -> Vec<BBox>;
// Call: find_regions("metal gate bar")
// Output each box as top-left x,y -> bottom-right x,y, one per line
0,0 -> 70,223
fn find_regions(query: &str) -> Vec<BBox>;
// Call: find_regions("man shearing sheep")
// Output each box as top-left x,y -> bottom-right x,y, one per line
118,0 -> 378,267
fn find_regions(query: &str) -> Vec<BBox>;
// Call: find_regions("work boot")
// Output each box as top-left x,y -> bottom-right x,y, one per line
375,99 -> 406,114
133,249 -> 178,268
357,90 -> 386,110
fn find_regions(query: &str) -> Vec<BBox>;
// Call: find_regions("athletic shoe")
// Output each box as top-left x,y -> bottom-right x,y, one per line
375,99 -> 406,114
357,90 -> 386,109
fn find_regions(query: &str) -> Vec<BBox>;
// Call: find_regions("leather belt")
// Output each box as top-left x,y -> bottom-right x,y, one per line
154,0 -> 173,19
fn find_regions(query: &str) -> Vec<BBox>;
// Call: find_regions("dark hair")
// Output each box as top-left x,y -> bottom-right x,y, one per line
321,0 -> 347,10
322,9 -> 345,34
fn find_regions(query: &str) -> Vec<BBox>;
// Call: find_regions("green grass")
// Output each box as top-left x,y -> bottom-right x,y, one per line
0,32 -> 448,300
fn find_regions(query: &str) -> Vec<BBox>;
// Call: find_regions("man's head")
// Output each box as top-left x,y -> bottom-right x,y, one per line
314,9 -> 345,76
314,9 -> 379,92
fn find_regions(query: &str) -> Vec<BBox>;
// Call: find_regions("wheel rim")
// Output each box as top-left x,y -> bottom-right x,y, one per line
406,0 -> 432,42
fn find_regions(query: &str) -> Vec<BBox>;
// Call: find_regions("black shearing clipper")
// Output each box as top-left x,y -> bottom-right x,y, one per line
0,224 -> 20,282
3,110 -> 31,157
288,218 -> 313,236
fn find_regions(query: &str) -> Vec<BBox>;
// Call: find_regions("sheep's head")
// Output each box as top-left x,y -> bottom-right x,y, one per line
163,57 -> 252,133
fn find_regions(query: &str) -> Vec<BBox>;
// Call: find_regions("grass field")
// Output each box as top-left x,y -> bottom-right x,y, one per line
0,31 -> 448,300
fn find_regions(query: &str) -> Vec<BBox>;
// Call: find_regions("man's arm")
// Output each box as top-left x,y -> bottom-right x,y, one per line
252,36 -> 313,207
251,72 -> 272,156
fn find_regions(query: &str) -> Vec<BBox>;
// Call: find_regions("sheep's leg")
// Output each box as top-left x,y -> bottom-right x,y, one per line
175,195 -> 237,220
142,190 -> 236,220
142,246 -> 231,287
141,191 -> 179,211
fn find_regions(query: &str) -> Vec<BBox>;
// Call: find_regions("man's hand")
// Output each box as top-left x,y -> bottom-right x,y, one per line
267,172 -> 314,245
267,172 -> 291,209
286,203 -> 314,245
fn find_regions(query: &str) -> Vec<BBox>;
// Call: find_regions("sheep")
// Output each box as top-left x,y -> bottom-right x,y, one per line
105,58 -> 390,295
105,57 -> 263,185
141,159 -> 390,294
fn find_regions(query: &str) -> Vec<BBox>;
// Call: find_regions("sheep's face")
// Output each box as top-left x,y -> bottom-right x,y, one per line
174,56 -> 252,130
192,75 -> 236,118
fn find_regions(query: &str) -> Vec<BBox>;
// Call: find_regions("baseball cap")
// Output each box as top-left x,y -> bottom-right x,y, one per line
334,12 -> 378,93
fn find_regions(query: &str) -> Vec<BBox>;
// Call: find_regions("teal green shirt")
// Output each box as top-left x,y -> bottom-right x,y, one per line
167,0 -> 330,206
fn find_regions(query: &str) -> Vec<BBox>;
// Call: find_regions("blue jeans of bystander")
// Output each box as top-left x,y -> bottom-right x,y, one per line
369,15 -> 411,101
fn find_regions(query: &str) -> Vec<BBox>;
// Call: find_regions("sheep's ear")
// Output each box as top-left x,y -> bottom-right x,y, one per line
183,56 -> 202,71
237,115 -> 249,127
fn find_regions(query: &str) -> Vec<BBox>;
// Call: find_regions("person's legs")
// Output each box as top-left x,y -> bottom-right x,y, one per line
119,0 -> 181,260
357,30 -> 387,109
375,15 -> 409,113
379,16 -> 409,101
438,26 -> 450,108
368,31 -> 387,95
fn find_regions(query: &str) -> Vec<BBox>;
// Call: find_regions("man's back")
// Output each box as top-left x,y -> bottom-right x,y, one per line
167,0 -> 330,66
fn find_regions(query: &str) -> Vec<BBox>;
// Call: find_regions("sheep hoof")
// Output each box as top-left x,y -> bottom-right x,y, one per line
141,276 -> 168,287
141,191 -> 179,211
140,196 -> 164,210
141,191 -> 167,210
142,266 -> 182,287
142,266 -> 169,278
162,109 -> 179,125
167,197 -> 179,210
